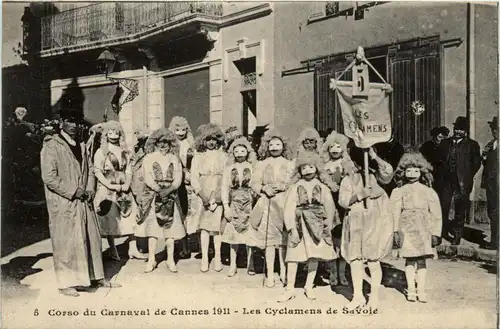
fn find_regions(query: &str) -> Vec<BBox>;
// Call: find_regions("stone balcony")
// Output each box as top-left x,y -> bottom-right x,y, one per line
40,2 -> 224,56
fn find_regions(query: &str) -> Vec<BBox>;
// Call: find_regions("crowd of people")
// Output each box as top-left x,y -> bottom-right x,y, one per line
40,107 -> 498,310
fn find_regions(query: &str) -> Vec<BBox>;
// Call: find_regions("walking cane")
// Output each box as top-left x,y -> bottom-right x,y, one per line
262,196 -> 272,287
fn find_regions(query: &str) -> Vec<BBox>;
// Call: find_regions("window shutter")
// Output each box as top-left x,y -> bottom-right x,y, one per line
389,37 -> 440,147
314,58 -> 352,134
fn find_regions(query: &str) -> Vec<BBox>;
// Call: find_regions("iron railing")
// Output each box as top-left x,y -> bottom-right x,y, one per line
41,2 -> 223,51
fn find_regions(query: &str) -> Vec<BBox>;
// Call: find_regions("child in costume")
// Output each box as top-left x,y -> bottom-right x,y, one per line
128,128 -> 152,259
295,127 -> 324,156
221,137 -> 257,277
190,124 -> 227,272
168,116 -> 197,258
141,128 -> 186,273
320,130 -> 354,287
338,146 -> 394,310
391,151 -> 442,303
249,129 -> 294,288
279,151 -> 338,302
93,121 -> 140,261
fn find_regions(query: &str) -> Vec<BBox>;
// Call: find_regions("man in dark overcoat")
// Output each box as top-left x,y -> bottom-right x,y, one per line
438,116 -> 482,245
481,116 -> 498,250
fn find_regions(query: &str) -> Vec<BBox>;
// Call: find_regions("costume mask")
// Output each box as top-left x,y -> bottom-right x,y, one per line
174,127 -> 187,140
302,139 -> 317,152
405,167 -> 421,182
205,136 -> 218,150
233,145 -> 248,163
269,138 -> 284,157
329,144 -> 343,159
300,164 -> 317,181
158,137 -> 171,155
107,129 -> 120,144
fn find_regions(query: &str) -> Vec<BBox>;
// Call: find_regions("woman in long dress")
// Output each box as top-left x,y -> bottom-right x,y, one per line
391,152 -> 442,303
279,151 -> 338,302
190,124 -> 227,272
221,137 -> 257,277
93,121 -> 141,260
168,116 -> 197,258
320,130 -> 354,287
141,128 -> 186,273
249,129 -> 294,288
338,146 -> 394,310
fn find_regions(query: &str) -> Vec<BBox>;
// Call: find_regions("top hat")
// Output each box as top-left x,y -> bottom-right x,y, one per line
488,116 -> 498,128
59,108 -> 84,122
453,116 -> 468,130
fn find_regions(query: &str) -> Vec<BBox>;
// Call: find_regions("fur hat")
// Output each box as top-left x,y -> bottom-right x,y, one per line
291,150 -> 329,184
225,126 -> 243,151
100,120 -> 128,154
145,127 -> 180,155
194,123 -> 225,152
133,128 -> 150,141
257,128 -> 293,160
296,127 -> 323,155
394,151 -> 434,187
227,136 -> 257,165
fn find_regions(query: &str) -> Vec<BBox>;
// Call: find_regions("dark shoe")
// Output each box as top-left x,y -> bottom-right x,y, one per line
94,279 -> 122,288
59,288 -> 80,297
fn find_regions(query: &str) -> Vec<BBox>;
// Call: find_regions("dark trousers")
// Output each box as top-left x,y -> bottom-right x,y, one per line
440,175 -> 470,235
486,181 -> 499,246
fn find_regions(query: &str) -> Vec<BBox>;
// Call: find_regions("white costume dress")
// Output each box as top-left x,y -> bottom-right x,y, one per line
93,144 -> 135,236
140,151 -> 186,240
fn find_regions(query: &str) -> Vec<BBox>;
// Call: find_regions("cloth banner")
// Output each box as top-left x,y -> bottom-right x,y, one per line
333,80 -> 392,149
109,78 -> 139,113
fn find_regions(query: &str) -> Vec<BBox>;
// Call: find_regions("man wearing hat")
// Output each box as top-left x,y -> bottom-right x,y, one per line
40,108 -> 121,296
481,116 -> 498,249
438,116 -> 482,245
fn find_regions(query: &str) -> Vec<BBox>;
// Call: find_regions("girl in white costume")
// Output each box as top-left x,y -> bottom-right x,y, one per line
391,152 -> 442,303
221,137 -> 257,277
93,121 -> 141,260
279,151 -> 338,302
249,129 -> 294,288
141,128 -> 186,273
190,124 -> 227,272
168,116 -> 197,257
338,146 -> 394,310
320,130 -> 354,287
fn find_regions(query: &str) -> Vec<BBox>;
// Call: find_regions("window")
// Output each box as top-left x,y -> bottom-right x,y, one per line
235,57 -> 257,136
314,36 -> 441,147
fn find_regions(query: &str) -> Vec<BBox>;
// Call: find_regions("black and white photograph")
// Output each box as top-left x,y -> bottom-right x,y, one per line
1,1 -> 498,328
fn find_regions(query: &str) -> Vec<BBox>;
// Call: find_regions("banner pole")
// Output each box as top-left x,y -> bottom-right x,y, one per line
363,149 -> 370,209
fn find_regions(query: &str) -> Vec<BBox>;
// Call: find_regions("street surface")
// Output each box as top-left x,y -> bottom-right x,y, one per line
1,237 -> 497,329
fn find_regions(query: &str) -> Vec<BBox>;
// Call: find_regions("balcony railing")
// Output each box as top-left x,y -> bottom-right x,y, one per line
41,2 -> 223,51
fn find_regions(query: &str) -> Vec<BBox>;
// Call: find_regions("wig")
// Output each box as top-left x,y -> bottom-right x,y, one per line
296,127 -> 323,155
133,128 -> 150,153
257,128 -> 293,160
168,116 -> 195,144
394,151 -> 434,187
144,127 -> 180,155
291,150 -> 329,184
99,120 -> 128,156
194,123 -> 225,152
224,126 -> 243,151
320,132 -> 356,177
226,136 -> 257,165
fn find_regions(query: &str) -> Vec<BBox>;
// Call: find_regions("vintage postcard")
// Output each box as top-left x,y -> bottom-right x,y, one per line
1,1 -> 498,328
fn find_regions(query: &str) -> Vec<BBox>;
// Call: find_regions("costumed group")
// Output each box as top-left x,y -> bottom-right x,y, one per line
41,112 -> 444,309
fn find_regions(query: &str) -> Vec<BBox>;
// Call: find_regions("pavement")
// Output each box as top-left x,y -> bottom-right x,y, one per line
1,235 -> 498,329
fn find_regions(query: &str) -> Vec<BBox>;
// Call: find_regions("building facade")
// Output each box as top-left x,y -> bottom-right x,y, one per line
22,1 -> 498,200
